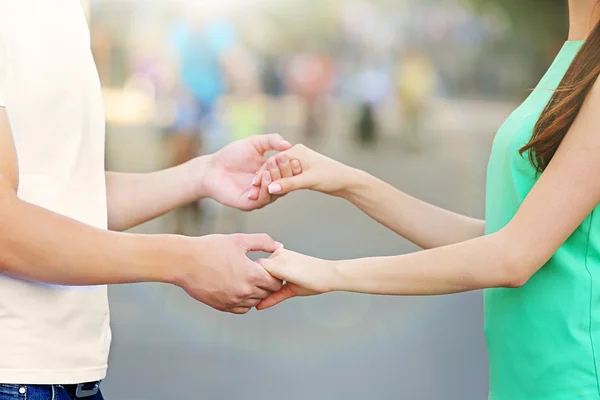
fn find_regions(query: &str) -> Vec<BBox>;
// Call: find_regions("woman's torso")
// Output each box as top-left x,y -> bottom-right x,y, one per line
484,40 -> 600,400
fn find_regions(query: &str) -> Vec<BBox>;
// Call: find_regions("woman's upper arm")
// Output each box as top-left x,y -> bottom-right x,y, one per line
499,80 -> 600,282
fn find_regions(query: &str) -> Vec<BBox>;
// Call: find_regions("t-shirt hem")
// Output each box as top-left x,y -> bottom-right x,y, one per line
0,365 -> 107,385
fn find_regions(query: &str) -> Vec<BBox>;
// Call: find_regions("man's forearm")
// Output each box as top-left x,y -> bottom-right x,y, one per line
339,169 -> 485,249
106,156 -> 209,231
0,191 -> 179,285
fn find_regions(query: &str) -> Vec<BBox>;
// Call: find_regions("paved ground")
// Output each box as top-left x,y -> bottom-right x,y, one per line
101,98 -> 515,400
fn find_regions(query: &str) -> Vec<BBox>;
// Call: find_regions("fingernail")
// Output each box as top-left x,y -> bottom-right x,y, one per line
275,241 -> 284,248
251,174 -> 257,185
269,183 -> 282,194
278,154 -> 288,164
291,160 -> 301,169
268,158 -> 277,169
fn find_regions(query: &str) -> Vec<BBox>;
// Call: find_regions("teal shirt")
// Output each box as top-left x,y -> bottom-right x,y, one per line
484,41 -> 600,399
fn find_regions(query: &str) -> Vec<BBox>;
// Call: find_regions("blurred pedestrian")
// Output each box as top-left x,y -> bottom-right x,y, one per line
396,47 -> 436,151
354,58 -> 392,145
166,10 -> 248,234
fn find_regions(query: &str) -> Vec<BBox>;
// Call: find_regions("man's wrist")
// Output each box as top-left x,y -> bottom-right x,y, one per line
125,234 -> 183,284
133,234 -> 191,286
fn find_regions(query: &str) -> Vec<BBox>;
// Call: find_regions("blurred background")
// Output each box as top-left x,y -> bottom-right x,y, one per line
83,0 -> 568,398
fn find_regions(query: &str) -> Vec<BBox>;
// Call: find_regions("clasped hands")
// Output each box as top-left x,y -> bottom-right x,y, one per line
179,134 -> 354,314
248,142 -> 354,311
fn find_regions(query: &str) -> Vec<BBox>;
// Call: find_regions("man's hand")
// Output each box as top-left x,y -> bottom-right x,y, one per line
175,233 -> 284,314
200,134 -> 292,211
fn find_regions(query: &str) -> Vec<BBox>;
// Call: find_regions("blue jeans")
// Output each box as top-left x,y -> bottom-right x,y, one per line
0,384 -> 104,400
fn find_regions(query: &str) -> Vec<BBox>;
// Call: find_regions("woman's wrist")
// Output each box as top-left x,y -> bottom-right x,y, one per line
335,167 -> 375,200
185,155 -> 211,201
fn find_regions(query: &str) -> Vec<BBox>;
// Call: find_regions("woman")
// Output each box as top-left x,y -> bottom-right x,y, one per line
249,1 -> 600,398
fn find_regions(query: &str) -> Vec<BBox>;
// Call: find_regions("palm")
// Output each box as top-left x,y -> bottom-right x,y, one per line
287,282 -> 318,298
256,282 -> 317,310
203,138 -> 273,211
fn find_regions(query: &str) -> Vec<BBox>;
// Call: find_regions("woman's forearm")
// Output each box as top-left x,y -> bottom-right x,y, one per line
106,156 -> 207,231
333,231 -> 521,295
339,169 -> 485,249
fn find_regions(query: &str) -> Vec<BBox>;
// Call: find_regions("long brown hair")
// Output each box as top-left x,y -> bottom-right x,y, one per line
520,17 -> 600,173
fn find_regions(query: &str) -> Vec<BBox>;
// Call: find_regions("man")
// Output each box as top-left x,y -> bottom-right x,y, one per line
0,1 -> 287,399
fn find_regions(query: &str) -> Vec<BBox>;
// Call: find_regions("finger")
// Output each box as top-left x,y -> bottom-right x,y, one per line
256,170 -> 272,202
249,288 -> 271,300
276,153 -> 293,178
256,257 -> 284,282
252,162 -> 268,187
291,159 -> 303,175
239,233 -> 283,253
267,156 -> 282,182
239,297 -> 262,308
254,259 -> 284,292
250,134 -> 292,155
229,307 -> 252,315
267,175 -> 306,196
256,285 -> 297,310
255,270 -> 284,292
247,185 -> 260,201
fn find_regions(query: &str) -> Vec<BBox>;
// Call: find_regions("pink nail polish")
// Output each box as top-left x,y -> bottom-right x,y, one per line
268,184 -> 282,194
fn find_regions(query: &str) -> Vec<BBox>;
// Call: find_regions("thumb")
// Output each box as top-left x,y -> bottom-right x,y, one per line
251,134 -> 292,155
239,234 -> 284,253
256,284 -> 296,310
267,176 -> 307,195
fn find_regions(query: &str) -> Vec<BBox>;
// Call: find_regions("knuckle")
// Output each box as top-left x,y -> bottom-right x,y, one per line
254,233 -> 271,243
253,267 -> 270,283
261,233 -> 272,241
226,292 -> 241,306
231,233 -> 245,245
214,304 -> 227,313
236,284 -> 254,299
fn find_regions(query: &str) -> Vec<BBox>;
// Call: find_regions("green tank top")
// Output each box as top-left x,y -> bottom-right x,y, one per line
484,40 -> 600,399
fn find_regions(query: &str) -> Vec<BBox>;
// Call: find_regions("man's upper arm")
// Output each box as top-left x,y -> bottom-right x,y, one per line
501,79 -> 600,276
0,106 -> 19,192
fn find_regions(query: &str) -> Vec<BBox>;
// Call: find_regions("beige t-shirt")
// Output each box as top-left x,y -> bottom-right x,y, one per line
0,0 -> 111,384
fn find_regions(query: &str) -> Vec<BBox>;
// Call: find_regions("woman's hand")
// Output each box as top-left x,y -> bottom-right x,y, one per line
249,144 -> 357,199
255,249 -> 338,310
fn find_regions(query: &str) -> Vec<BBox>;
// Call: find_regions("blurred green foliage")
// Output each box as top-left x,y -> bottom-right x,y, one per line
466,0 -> 568,50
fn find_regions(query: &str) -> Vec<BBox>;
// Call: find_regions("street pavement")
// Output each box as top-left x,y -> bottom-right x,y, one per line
102,98 -> 515,400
